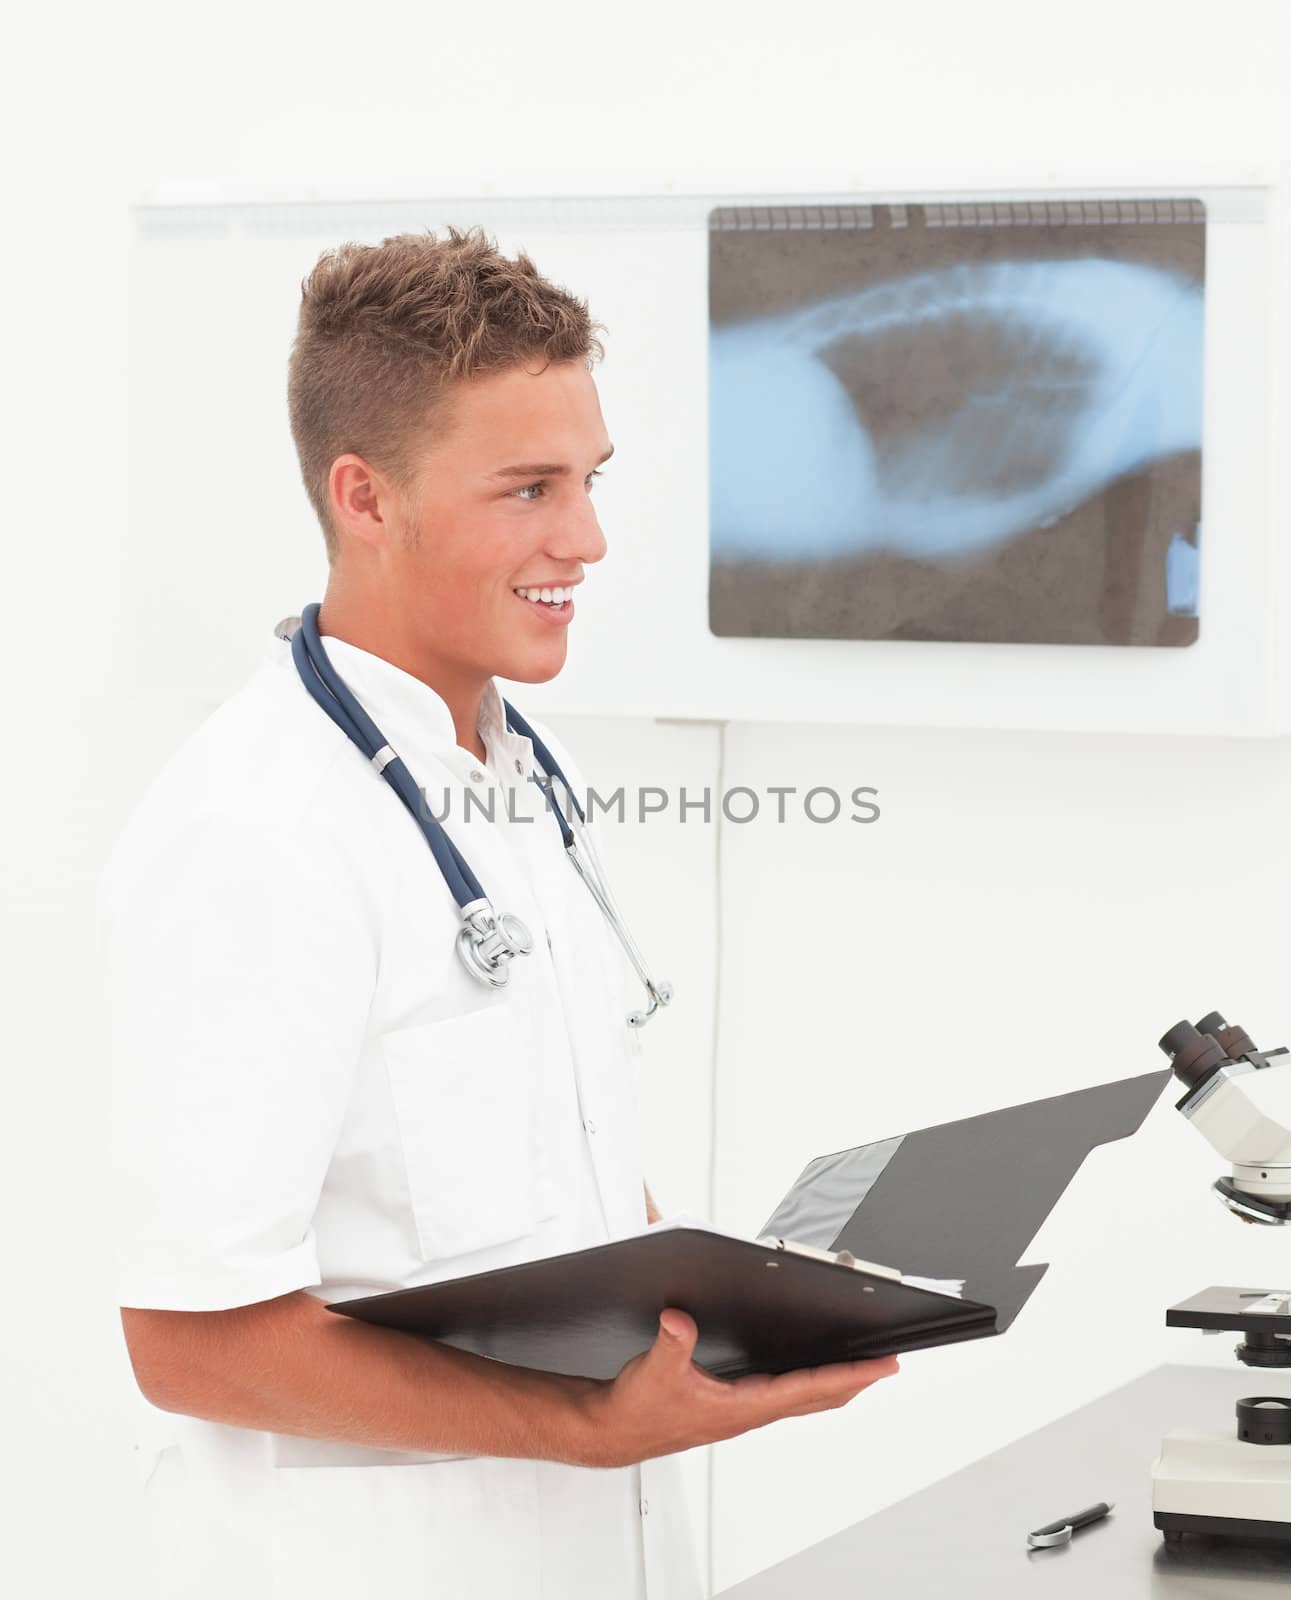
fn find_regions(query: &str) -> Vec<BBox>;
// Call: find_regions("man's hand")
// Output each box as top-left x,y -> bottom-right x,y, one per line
579,1308 -> 899,1468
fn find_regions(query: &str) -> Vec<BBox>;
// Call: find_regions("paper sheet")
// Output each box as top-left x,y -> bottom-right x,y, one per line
639,1214 -> 964,1299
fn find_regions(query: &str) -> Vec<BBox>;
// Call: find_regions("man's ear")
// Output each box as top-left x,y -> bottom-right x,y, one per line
327,452 -> 400,553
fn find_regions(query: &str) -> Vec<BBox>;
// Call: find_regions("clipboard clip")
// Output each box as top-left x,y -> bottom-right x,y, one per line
756,1236 -> 903,1281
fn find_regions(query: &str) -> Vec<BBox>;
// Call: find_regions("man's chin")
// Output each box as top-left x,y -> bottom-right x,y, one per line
495,644 -> 569,686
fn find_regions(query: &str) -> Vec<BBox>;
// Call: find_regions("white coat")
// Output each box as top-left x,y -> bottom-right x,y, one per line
98,626 -> 703,1600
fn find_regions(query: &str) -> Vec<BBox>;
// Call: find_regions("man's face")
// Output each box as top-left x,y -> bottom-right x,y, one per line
379,359 -> 611,686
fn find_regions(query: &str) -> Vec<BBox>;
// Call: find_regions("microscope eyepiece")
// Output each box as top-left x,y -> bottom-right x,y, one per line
1159,1020 -> 1200,1058
1196,1011 -> 1257,1059
1159,1019 -> 1229,1091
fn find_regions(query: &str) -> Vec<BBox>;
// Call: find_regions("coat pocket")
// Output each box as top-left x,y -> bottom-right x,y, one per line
380,1004 -> 551,1262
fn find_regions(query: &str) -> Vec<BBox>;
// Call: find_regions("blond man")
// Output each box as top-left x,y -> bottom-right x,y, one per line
99,228 -> 897,1600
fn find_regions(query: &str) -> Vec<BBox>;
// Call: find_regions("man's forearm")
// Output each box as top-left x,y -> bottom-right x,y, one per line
123,1289 -> 602,1466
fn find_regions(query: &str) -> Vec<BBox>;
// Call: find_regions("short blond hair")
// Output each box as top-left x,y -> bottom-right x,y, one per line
287,227 -> 604,560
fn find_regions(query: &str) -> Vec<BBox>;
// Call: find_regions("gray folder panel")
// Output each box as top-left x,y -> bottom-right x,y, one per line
761,1069 -> 1171,1331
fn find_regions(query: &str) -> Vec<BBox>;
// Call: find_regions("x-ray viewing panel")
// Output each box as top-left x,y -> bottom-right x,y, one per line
709,200 -> 1205,648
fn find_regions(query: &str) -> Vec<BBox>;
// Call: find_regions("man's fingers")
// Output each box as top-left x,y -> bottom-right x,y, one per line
793,1354 -> 900,1402
654,1307 -> 699,1363
789,1354 -> 899,1410
606,1321 -> 898,1459
784,1377 -> 892,1417
730,1353 -> 899,1418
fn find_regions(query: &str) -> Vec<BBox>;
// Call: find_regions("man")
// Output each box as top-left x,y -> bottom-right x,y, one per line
98,227 -> 898,1599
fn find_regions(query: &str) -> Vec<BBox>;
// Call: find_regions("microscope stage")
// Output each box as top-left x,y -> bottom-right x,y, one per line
1167,1285 -> 1291,1336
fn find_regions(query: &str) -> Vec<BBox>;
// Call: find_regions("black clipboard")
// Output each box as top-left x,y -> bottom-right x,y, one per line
327,1068 -> 1170,1378
330,1227 -> 995,1379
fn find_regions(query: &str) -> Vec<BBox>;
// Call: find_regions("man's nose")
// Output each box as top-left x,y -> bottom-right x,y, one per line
548,496 -> 608,566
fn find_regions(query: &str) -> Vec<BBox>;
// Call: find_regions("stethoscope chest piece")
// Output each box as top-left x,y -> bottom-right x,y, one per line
456,901 -> 534,988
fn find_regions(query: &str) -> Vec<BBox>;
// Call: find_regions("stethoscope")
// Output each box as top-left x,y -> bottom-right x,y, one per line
283,603 -> 673,1027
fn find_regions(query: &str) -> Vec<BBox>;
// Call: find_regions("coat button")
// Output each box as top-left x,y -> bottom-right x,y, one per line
583,1117 -> 597,1135
514,757 -> 524,774
639,1499 -> 649,1516
469,769 -> 485,783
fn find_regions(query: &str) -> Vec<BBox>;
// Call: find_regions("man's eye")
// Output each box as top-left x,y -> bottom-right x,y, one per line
514,471 -> 603,501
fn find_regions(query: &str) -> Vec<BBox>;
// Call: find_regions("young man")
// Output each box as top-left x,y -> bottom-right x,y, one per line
99,228 -> 898,1599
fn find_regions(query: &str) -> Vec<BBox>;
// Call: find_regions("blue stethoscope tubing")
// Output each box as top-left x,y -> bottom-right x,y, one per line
292,604 -> 487,908
289,603 -> 672,1024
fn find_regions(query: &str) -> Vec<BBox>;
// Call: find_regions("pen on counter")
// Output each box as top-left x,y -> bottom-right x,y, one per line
1027,1502 -> 1114,1549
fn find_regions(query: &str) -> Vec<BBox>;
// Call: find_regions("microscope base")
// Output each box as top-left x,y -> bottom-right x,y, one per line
1152,1429 -> 1291,1544
1155,1509 -> 1291,1543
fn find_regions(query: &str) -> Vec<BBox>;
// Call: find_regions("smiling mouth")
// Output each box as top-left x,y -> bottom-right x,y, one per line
513,585 -> 576,608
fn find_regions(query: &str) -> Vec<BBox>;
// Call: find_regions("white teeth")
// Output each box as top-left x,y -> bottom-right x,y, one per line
514,586 -> 572,605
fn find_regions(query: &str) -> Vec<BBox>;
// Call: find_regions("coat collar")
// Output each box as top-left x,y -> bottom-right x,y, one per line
269,623 -> 536,784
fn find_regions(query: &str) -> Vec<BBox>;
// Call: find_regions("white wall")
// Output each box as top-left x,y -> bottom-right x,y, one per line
7,3 -> 1291,1596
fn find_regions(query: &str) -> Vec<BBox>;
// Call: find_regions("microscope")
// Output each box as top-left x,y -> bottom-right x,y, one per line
1153,1011 -> 1291,1545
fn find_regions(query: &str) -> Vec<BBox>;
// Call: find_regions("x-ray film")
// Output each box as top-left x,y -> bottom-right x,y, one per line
708,199 -> 1206,646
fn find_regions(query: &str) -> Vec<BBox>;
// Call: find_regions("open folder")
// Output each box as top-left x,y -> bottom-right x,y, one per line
327,1068 -> 1170,1379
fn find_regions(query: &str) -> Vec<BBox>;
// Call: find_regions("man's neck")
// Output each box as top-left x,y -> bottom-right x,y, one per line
317,587 -> 489,764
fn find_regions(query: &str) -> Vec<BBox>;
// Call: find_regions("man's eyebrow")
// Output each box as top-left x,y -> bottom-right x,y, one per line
489,444 -> 615,480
